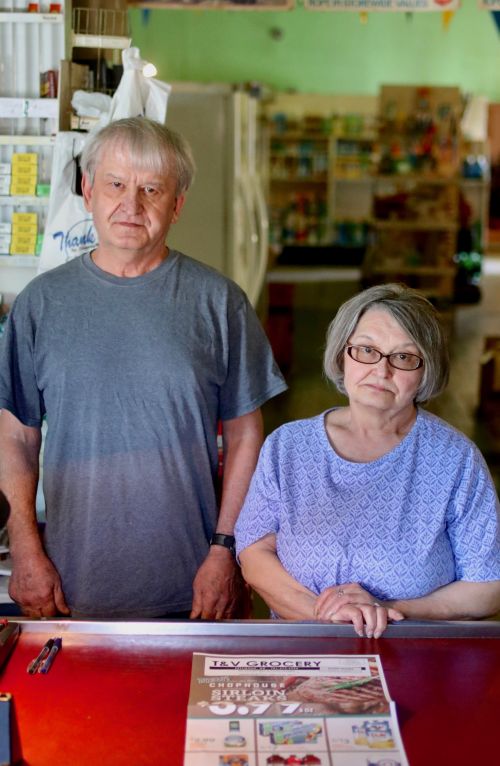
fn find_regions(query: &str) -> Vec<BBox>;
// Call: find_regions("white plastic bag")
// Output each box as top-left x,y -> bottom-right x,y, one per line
38,132 -> 97,274
71,90 -> 112,119
95,47 -> 171,128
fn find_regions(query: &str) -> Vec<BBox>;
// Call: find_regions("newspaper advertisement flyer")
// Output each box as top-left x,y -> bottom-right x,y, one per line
184,653 -> 409,766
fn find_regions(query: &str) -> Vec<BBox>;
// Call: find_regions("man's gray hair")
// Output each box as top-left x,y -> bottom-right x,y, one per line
80,117 -> 196,196
323,283 -> 449,404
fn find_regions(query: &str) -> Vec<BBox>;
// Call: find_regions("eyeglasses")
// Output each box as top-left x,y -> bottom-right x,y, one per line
346,345 -> 424,371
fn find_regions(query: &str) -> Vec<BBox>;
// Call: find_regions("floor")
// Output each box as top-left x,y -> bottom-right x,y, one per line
262,255 -> 500,494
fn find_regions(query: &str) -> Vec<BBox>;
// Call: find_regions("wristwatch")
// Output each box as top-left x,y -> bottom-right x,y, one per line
210,533 -> 236,557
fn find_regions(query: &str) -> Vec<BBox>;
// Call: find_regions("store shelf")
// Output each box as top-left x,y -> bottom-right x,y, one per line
374,174 -> 458,186
0,255 -> 39,266
370,265 -> 456,276
0,134 -> 55,145
268,126 -> 335,252
71,31 -> 130,49
0,12 -> 63,23
0,97 -> 58,119
270,175 -> 328,184
362,85 -> 464,300
0,0 -> 65,294
267,265 -> 361,283
334,175 -> 374,184
460,178 -> 490,189
0,196 -> 49,206
270,132 -> 330,142
370,219 -> 458,232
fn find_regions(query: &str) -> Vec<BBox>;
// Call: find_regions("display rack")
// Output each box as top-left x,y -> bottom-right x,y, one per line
330,126 -> 377,253
0,0 -> 65,293
363,85 -> 463,302
266,112 -> 377,268
0,0 -> 131,294
267,129 -> 333,256
460,137 -> 491,252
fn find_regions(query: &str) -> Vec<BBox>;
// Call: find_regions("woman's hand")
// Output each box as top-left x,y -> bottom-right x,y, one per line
314,583 -> 405,638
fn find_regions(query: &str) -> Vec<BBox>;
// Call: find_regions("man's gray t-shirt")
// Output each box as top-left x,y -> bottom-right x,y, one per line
0,251 -> 287,617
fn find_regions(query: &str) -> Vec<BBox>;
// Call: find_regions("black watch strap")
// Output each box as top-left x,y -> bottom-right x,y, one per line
210,533 -> 236,556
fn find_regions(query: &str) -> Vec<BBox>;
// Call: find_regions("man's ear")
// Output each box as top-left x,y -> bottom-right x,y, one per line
81,172 -> 93,212
172,194 -> 186,224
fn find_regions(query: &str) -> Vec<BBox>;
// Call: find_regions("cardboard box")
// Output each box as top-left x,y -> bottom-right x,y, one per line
11,153 -> 38,167
12,212 -> 37,226
11,232 -> 37,246
10,236 -> 37,254
12,223 -> 38,236
10,183 -> 37,196
12,164 -> 38,178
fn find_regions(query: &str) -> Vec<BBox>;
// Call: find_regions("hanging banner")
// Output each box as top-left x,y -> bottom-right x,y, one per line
304,0 -> 459,11
128,0 -> 293,9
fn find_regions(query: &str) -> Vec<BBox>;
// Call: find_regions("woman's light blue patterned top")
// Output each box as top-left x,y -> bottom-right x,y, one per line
235,409 -> 500,601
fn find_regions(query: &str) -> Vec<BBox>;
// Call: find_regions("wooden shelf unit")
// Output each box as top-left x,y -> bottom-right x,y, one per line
363,85 -> 463,302
267,130 -> 333,255
266,122 -> 377,261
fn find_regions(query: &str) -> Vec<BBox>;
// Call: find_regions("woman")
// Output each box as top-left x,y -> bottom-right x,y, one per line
235,284 -> 500,637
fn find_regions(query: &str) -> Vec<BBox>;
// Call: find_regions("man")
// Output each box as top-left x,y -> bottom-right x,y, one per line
0,117 -> 286,619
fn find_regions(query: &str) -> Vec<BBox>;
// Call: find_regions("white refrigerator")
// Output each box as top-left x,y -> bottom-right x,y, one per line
166,83 -> 269,308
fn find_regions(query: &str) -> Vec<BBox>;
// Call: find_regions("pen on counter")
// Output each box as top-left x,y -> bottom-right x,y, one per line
38,637 -> 62,674
27,638 -> 54,675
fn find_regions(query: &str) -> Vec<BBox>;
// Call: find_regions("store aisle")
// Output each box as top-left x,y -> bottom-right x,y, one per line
263,258 -> 500,493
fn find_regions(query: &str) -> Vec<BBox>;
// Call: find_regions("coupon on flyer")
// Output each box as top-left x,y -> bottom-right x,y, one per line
183,653 -> 409,766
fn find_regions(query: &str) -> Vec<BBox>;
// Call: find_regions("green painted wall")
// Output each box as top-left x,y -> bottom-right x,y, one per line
130,0 -> 500,99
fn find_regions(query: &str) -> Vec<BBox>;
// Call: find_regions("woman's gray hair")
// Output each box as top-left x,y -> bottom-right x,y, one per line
80,117 -> 196,196
323,283 -> 449,404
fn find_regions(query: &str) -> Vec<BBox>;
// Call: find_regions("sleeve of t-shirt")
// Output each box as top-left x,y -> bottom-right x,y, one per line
0,293 -> 45,427
446,446 -> 500,582
218,290 -> 287,421
235,434 -> 281,557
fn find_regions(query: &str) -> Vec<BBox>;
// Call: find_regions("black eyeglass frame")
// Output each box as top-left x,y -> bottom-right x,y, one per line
345,345 -> 424,371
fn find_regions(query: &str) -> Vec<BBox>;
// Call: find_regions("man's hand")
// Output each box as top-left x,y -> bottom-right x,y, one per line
190,546 -> 245,620
9,552 -> 70,618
